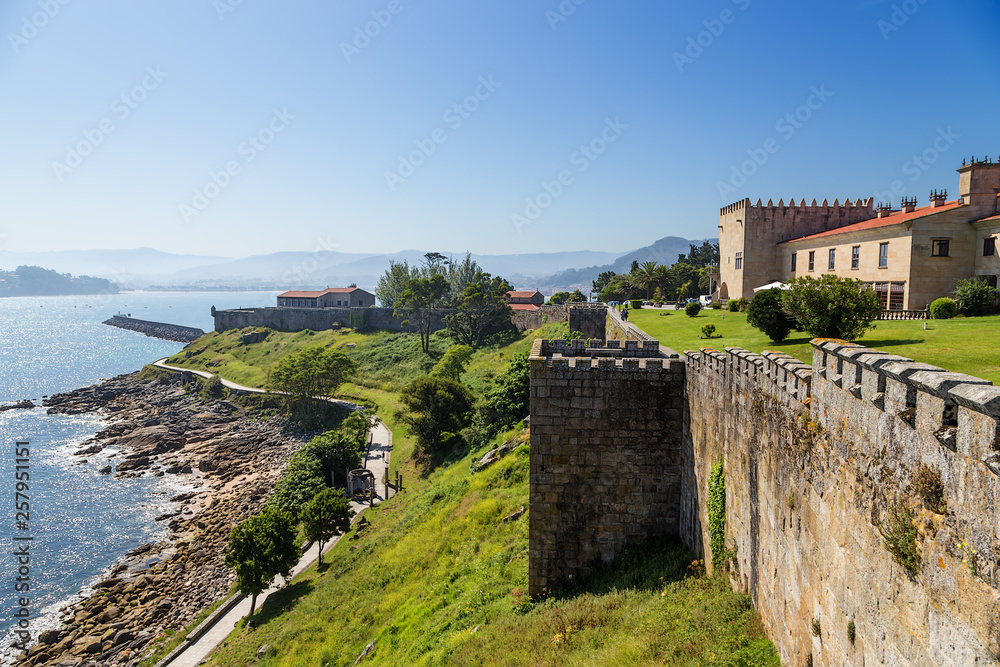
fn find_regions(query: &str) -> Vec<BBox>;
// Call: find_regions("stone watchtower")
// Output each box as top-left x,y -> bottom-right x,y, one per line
527,338 -> 686,595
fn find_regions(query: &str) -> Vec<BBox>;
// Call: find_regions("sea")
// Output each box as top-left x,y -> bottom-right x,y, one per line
0,291 -> 278,662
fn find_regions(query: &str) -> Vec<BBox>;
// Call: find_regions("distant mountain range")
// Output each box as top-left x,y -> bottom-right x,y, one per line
0,237 -> 716,294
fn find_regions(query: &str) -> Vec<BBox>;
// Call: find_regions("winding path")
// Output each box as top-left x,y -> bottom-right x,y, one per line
150,359 -> 393,667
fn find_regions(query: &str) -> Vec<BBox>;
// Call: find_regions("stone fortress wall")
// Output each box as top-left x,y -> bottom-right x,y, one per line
684,341 -> 1000,665
530,322 -> 1000,665
528,338 -> 686,595
212,306 -> 453,334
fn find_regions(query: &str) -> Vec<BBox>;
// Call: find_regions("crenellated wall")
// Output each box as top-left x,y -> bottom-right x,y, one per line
683,341 -> 1000,666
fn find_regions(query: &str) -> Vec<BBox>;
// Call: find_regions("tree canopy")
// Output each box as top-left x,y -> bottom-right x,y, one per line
746,288 -> 793,343
224,507 -> 300,616
267,346 -> 358,421
443,271 -> 513,347
782,275 -> 880,341
374,260 -> 417,309
300,488 -> 354,565
394,274 -> 450,353
399,375 -> 474,456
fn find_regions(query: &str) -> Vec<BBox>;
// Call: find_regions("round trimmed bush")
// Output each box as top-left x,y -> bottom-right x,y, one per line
685,301 -> 701,317
930,297 -> 957,319
630,299 -> 643,310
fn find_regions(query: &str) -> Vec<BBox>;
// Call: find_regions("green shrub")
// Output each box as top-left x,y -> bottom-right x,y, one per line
199,374 -> 228,401
929,297 -> 957,319
710,301 -> 723,309
630,299 -> 643,310
727,299 -> 741,312
746,288 -> 792,343
811,618 -> 821,637
952,278 -> 997,316
847,620 -> 856,645
685,301 -> 701,317
782,275 -> 880,341
701,324 -> 717,338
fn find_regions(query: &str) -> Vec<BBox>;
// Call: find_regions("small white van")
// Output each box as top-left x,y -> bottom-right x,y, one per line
698,295 -> 713,307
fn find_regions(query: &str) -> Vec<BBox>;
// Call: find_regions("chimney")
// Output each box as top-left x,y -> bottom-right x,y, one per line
958,156 -> 1000,208
930,189 -> 947,207
876,202 -> 894,219
901,196 -> 917,213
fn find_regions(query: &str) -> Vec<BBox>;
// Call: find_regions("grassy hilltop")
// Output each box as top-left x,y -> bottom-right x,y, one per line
155,324 -> 779,667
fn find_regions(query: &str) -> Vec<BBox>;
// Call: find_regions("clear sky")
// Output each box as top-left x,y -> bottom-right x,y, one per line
1,0 -> 998,258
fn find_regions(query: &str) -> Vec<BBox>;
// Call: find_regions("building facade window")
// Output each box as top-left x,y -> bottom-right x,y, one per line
931,239 -> 950,257
851,246 -> 860,269
808,251 -> 815,271
985,237 -> 996,257
734,252 -> 743,270
791,252 -> 797,271
828,249 -> 836,270
879,242 -> 889,268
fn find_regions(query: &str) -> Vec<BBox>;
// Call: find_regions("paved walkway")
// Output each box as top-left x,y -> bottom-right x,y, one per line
150,360 -> 393,667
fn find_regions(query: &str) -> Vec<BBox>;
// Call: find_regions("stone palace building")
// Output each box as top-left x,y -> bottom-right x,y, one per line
718,157 -> 1000,310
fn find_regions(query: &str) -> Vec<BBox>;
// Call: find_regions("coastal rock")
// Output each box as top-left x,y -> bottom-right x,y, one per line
19,370 -> 310,667
0,399 -> 36,413
37,630 -> 61,645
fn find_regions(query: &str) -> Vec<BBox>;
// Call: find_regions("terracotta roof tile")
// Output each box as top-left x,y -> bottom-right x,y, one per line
781,200 -> 964,243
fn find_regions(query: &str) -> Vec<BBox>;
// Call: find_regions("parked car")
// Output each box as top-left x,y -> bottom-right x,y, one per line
699,295 -> 713,307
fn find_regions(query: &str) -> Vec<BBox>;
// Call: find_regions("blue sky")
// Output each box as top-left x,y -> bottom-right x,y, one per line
0,0 -> 998,258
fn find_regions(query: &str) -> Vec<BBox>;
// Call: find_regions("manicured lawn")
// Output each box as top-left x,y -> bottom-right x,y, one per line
628,307 -> 1000,384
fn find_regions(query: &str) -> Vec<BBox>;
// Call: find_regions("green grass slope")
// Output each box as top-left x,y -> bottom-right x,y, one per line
204,426 -> 776,667
629,308 -> 1000,384
163,324 -> 778,666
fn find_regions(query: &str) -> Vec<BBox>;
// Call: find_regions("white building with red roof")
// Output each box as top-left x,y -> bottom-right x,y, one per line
276,287 -> 376,308
718,157 -> 1000,310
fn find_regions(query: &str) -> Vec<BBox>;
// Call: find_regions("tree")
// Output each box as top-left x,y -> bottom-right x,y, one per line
422,252 -> 450,276
267,346 -> 358,420
431,344 -> 475,381
399,375 -> 474,455
592,270 -> 616,295
394,274 -> 449,353
306,430 -> 363,486
548,291 -> 571,305
375,260 -> 417,309
266,454 -> 327,519
476,352 -> 530,437
224,507 -> 300,616
782,275 -> 880,341
340,410 -> 379,450
446,252 -> 481,306
443,272 -> 513,347
300,488 -> 354,565
636,261 -> 660,298
952,278 -> 997,316
746,288 -> 793,342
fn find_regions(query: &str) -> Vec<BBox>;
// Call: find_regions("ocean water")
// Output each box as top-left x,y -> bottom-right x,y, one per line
0,291 -> 277,660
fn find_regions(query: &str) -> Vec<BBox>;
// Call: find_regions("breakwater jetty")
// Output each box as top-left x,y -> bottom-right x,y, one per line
103,315 -> 204,343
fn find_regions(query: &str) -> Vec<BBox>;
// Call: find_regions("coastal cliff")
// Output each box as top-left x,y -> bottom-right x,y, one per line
13,371 -> 311,667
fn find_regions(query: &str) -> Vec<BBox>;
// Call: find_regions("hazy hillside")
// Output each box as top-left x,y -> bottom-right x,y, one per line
0,239 -> 712,292
538,236 -> 717,290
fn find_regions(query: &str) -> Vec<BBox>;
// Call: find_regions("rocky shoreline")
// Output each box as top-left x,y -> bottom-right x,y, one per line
12,370 -> 311,667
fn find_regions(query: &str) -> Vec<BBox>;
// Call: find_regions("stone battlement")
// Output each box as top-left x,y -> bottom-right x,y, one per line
720,196 -> 875,216
535,338 -> 666,359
